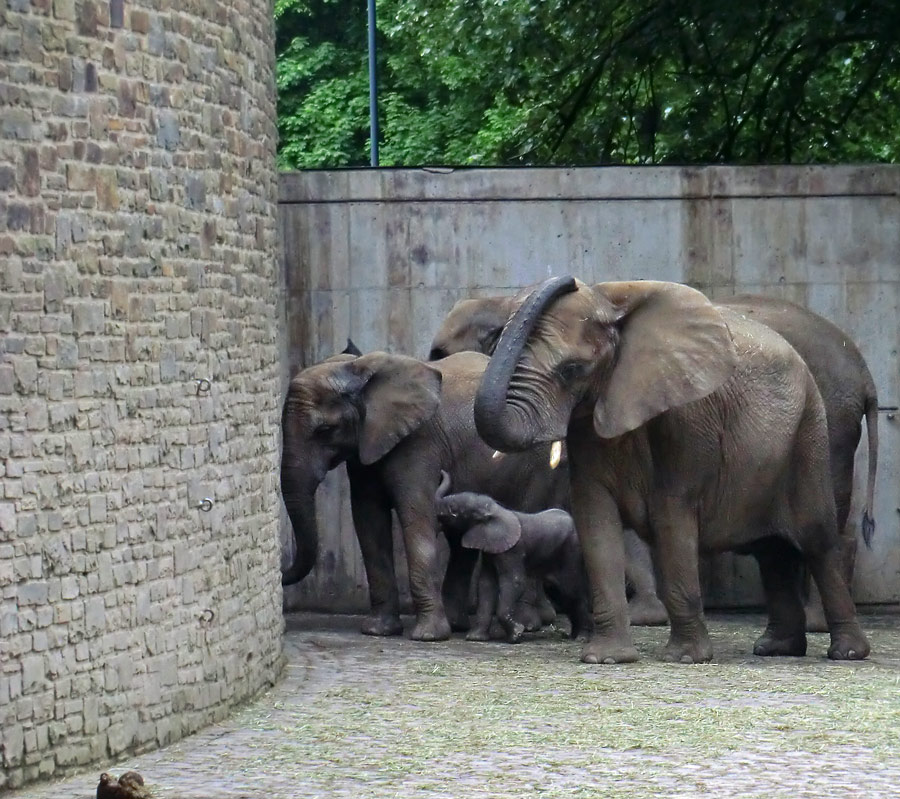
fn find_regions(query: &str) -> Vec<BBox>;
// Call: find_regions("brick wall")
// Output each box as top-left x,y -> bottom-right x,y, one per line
0,0 -> 284,788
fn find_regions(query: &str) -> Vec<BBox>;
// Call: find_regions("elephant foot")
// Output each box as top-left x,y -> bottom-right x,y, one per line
803,602 -> 829,634
466,627 -> 491,642
538,595 -> 557,626
360,611 -> 403,637
502,620 -> 526,644
753,629 -> 807,657
663,634 -> 713,664
514,603 -> 543,632
581,634 -> 639,664
627,593 -> 669,627
827,626 -> 870,660
446,607 -> 471,633
410,612 -> 451,642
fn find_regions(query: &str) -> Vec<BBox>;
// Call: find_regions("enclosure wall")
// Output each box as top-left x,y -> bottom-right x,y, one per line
0,1 -> 283,788
279,165 -> 900,612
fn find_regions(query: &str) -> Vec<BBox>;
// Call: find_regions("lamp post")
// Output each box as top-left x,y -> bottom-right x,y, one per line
367,0 -> 379,166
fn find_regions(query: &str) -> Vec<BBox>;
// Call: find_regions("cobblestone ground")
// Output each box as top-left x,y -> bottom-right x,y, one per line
8,612 -> 900,799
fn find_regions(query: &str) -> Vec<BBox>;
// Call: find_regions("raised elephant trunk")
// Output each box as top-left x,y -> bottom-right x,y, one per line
280,464 -> 323,586
475,276 -> 577,451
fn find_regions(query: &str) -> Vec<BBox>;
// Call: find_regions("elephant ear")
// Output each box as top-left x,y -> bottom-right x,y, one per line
461,512 -> 522,555
592,281 -> 738,439
349,352 -> 443,465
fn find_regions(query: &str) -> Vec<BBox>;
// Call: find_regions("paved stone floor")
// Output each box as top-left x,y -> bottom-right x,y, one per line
7,611 -> 900,799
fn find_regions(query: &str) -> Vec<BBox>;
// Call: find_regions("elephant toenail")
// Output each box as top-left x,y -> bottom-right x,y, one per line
602,657 -> 616,665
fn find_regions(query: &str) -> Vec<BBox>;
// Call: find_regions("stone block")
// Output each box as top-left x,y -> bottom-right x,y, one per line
66,164 -> 94,191
130,9 -> 150,34
53,0 -> 75,21
109,0 -> 123,28
19,582 -> 48,606
83,597 -> 105,636
22,655 -> 45,693
17,149 -> 40,196
71,301 -> 105,335
95,169 -> 118,211
0,365 -> 15,395
1,109 -> 35,141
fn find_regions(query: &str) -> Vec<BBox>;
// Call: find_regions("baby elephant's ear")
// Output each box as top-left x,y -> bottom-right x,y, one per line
462,512 -> 522,554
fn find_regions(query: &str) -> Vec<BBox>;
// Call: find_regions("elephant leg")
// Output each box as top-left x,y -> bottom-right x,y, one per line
568,458 -> 637,664
652,503 -> 712,664
752,538 -> 807,657
806,544 -> 870,660
348,465 -> 403,637
513,578 -> 545,632
535,581 -> 558,626
442,540 -> 478,632
624,530 -> 668,627
804,533 -> 858,633
467,562 -> 498,642
394,499 -> 451,642
805,449 -> 857,633
494,552 -> 527,643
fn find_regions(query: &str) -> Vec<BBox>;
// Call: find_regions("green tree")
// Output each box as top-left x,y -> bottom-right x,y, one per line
275,0 -> 900,168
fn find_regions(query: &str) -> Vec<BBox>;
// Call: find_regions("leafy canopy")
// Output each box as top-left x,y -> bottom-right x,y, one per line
275,0 -> 900,168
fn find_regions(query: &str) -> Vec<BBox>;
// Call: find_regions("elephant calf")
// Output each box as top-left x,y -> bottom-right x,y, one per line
436,486 -> 593,643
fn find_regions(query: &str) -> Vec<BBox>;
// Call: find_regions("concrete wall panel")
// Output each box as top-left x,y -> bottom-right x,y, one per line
279,166 -> 900,612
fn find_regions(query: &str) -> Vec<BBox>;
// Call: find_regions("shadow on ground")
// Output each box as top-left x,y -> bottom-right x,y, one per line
9,612 -> 900,799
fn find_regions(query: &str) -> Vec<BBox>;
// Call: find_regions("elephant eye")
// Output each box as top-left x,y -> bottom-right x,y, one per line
480,327 -> 502,355
557,360 -> 590,383
314,423 -> 338,439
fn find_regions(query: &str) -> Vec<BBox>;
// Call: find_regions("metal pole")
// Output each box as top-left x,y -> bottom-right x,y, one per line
367,0 -> 379,166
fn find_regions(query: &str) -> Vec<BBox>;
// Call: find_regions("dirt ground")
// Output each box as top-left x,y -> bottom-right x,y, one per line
9,611 -> 900,799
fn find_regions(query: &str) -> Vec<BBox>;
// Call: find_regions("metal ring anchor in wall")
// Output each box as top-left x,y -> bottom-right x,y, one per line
195,378 -> 212,396
198,498 -> 214,512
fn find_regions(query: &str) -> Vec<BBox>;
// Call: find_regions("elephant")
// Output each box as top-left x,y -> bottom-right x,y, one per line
432,291 -> 879,631
724,295 -> 878,629
435,474 -> 593,643
280,349 -> 568,641
430,299 -> 670,627
473,276 -> 871,664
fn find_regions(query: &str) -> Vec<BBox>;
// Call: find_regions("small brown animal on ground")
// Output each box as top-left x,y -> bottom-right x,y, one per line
96,771 -> 151,799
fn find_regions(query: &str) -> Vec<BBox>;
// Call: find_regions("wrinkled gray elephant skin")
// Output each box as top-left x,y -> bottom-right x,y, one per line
433,290 -> 878,632
430,298 -> 669,627
436,487 -> 592,643
474,276 -> 870,664
280,350 -> 568,642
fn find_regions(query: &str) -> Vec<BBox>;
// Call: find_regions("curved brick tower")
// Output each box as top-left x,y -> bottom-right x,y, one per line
0,1 -> 283,787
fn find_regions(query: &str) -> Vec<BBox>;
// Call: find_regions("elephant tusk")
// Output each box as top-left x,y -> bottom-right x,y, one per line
549,440 -> 562,470
492,450 -> 505,461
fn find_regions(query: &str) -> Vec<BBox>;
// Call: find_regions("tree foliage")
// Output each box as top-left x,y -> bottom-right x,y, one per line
275,0 -> 900,168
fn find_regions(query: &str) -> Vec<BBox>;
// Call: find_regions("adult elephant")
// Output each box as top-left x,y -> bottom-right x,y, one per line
724,295 -> 878,628
474,276 -> 870,663
433,291 -> 879,630
430,299 -> 669,627
280,349 -> 565,641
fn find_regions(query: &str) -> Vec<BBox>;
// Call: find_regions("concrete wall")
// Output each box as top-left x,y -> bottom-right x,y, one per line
0,1 -> 284,789
279,165 -> 900,612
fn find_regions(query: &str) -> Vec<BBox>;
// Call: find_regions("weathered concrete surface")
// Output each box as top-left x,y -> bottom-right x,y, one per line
278,165 -> 900,613
6,611 -> 900,799
0,1 -> 284,789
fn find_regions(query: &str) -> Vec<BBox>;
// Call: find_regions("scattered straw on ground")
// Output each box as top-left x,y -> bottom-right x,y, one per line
11,612 -> 900,799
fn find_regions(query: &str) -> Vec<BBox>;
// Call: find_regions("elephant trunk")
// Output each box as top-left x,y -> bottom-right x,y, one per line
475,276 -> 577,451
280,465 -> 323,586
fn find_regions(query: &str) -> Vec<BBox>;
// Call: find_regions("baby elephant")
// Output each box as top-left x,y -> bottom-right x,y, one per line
436,487 -> 592,643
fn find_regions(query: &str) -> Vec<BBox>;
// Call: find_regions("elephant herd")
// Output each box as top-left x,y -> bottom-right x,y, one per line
280,277 -> 879,664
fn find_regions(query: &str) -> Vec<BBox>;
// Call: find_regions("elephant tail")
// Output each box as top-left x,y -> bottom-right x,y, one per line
861,379 -> 879,549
